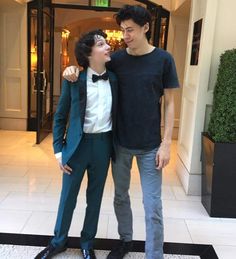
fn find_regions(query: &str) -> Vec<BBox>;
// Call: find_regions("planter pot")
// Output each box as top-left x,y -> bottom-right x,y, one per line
201,133 -> 236,218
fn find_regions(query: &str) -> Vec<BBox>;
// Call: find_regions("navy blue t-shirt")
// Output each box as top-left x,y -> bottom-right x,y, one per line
108,48 -> 179,150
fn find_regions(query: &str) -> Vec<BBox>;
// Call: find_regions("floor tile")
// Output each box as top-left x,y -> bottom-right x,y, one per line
163,200 -> 209,219
0,192 -> 59,212
20,211 -> 56,235
172,186 -> 201,202
0,165 -> 28,177
107,217 -> 193,243
69,213 -> 109,239
133,216 -> 146,240
106,215 -> 121,240
100,197 -> 114,214
186,219 -> 236,246
163,171 -> 182,186
130,198 -> 145,217
0,176 -> 51,193
0,192 -> 9,203
129,183 -> 142,198
0,210 -> 32,233
164,219 -> 193,243
44,179 -> 62,194
213,245 -> 236,259
0,155 -> 12,165
20,176 -> 52,185
22,211 -> 109,239
25,166 -> 61,179
107,215 -> 146,241
0,182 -> 49,193
162,186 -> 176,200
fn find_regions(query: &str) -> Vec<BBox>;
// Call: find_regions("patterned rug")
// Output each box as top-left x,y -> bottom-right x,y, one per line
0,245 -> 200,259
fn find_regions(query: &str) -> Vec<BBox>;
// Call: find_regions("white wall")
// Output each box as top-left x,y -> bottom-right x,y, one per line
152,0 -> 189,11
151,0 -> 172,10
0,2 -> 27,130
208,0 -> 236,92
172,0 -> 188,10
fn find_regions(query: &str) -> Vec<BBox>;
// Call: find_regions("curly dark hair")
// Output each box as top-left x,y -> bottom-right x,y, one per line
114,5 -> 152,40
74,29 -> 107,69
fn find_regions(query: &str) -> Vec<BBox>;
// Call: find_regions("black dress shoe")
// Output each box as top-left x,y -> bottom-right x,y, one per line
107,241 -> 132,259
81,249 -> 97,259
34,244 -> 67,259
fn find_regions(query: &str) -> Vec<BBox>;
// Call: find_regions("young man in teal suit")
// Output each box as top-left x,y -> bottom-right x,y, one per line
35,29 -> 117,259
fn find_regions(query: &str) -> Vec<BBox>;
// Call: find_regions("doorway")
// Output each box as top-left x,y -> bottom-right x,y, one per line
27,0 -> 170,144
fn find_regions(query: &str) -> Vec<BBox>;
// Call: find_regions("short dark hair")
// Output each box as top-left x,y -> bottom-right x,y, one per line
74,29 -> 107,69
114,5 -> 152,40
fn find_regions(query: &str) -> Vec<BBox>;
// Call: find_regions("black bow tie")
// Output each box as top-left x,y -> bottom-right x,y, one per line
92,72 -> 109,82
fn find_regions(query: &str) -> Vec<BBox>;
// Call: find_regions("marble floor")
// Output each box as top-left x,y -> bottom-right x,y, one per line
0,130 -> 235,259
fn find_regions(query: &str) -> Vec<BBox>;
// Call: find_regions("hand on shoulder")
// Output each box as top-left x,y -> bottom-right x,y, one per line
63,66 -> 80,82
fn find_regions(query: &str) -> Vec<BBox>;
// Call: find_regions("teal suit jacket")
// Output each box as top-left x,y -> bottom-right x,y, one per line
53,70 -> 118,165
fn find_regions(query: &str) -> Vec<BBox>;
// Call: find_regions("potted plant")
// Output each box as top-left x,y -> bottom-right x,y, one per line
201,49 -> 236,217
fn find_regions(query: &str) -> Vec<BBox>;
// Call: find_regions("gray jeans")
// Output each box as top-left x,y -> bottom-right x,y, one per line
112,145 -> 164,259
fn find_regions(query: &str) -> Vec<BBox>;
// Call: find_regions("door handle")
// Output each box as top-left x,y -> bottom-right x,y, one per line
40,70 -> 47,94
33,70 -> 47,94
33,70 -> 37,93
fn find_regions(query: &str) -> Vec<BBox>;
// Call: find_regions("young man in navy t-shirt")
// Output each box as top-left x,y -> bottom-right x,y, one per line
63,5 -> 179,259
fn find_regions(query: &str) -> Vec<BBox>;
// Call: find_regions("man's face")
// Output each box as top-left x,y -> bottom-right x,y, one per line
90,35 -> 111,65
120,19 -> 149,49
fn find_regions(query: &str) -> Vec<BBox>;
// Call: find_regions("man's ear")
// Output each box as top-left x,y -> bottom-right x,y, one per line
143,22 -> 150,33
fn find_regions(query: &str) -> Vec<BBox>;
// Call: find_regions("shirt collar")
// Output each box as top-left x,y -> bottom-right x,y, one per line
87,67 -> 107,80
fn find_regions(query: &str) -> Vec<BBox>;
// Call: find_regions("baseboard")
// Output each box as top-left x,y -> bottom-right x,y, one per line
0,117 -> 27,130
176,155 -> 201,195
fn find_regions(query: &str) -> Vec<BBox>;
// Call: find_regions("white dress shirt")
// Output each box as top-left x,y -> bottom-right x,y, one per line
55,67 -> 112,160
83,67 -> 112,133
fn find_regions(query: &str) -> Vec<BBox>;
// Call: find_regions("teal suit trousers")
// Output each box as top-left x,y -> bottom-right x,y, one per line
51,132 -> 112,250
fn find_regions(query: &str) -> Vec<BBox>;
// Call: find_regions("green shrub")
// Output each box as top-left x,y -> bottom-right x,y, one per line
208,49 -> 236,142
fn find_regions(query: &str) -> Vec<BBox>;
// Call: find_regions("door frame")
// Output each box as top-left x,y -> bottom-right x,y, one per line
27,0 -> 54,144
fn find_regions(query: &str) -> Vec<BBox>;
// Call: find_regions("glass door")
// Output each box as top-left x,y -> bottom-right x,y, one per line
28,0 -> 54,144
148,4 -> 169,49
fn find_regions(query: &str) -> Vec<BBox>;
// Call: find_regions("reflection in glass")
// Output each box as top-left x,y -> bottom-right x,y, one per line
159,17 -> 167,49
61,29 -> 70,70
42,10 -> 51,125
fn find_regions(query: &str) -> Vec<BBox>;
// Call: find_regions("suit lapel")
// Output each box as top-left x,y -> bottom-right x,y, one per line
78,70 -> 87,128
108,71 -> 117,130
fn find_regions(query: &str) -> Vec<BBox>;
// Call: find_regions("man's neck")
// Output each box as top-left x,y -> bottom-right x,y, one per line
127,42 -> 155,56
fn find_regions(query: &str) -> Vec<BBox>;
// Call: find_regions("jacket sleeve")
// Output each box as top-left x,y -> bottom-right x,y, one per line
53,79 -> 71,154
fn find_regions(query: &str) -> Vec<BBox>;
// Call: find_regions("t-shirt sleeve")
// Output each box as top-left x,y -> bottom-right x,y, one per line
162,53 -> 179,89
